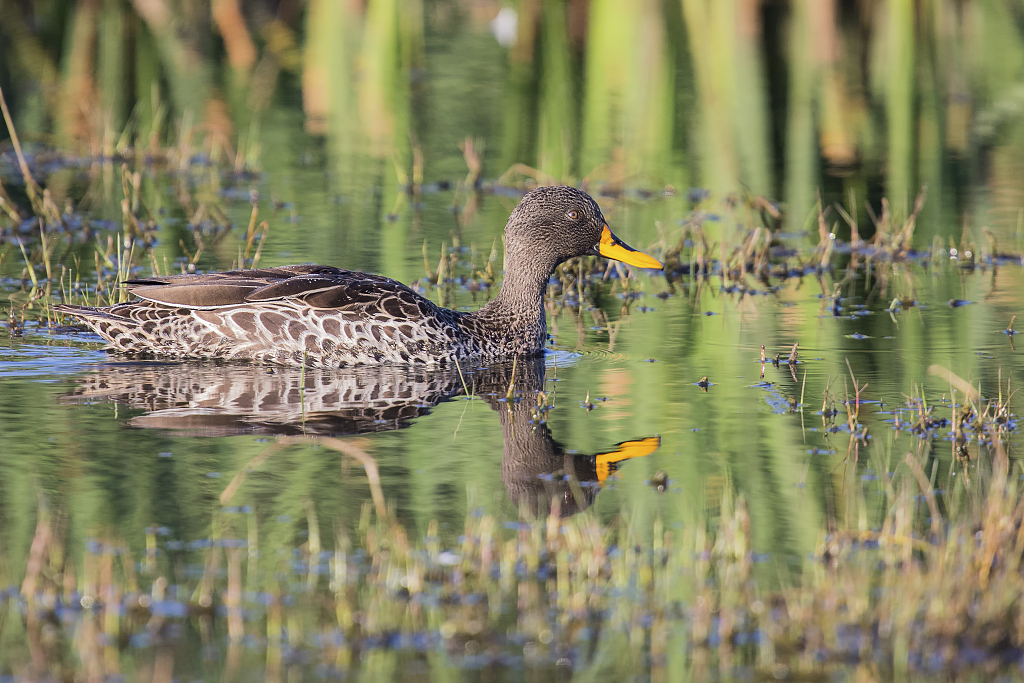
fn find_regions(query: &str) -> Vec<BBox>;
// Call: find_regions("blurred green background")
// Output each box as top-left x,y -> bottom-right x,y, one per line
3,0 -> 1024,237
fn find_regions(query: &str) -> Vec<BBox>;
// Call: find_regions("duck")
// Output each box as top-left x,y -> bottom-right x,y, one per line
56,186 -> 663,366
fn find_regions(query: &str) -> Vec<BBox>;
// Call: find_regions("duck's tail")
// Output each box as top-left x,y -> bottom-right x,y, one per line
54,304 -> 140,348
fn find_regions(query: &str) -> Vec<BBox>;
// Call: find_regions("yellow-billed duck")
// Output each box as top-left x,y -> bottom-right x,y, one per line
56,186 -> 662,366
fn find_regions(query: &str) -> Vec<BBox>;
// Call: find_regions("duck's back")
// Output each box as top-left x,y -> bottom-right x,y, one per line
57,265 -> 467,366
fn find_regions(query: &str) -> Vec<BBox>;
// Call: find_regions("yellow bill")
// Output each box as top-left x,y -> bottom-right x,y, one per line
595,436 -> 661,484
598,225 -> 664,269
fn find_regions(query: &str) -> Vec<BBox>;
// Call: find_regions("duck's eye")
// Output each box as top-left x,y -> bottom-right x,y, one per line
566,210 -> 579,220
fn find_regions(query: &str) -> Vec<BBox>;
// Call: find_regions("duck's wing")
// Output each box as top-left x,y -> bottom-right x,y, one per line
123,265 -> 343,307
125,265 -> 440,319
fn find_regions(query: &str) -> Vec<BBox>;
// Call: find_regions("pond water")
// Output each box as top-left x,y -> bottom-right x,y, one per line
2,1 -> 1024,680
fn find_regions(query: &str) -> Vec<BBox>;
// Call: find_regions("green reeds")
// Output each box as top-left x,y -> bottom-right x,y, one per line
783,0 -> 817,233
0,82 -> 42,213
536,0 -> 575,181
882,0 -> 915,210
680,0 -> 740,194
5,0 -> 1024,247
583,0 -> 677,187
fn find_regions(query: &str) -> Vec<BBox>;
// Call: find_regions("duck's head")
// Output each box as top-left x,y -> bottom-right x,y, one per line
504,186 -> 663,270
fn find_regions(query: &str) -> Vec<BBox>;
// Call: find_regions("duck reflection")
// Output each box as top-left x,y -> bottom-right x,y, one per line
67,362 -> 466,436
66,359 -> 659,515
483,361 -> 661,516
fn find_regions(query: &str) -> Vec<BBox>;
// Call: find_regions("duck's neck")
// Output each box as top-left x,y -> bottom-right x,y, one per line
469,249 -> 557,351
